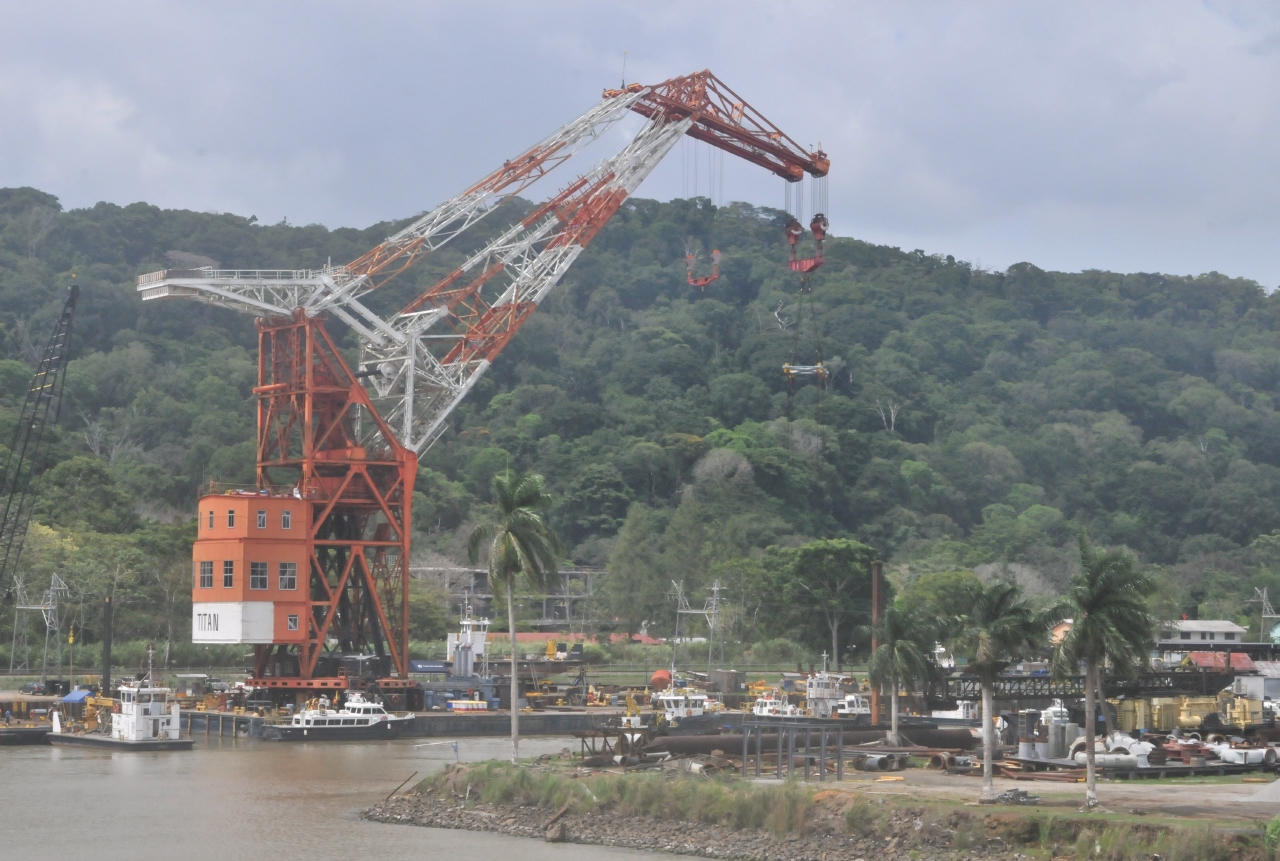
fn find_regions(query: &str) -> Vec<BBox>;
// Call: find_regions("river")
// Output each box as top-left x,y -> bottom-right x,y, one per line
1,735 -> 658,861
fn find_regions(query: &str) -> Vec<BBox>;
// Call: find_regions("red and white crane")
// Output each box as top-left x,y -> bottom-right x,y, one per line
137,71 -> 829,702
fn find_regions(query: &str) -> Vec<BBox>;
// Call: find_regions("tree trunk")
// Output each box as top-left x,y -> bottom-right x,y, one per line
508,580 -> 519,764
980,680 -> 996,802
1084,658 -> 1098,808
889,670 -> 900,746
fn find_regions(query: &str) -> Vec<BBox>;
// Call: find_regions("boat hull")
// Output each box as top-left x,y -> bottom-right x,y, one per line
0,726 -> 51,745
261,716 -> 414,741
48,733 -> 193,751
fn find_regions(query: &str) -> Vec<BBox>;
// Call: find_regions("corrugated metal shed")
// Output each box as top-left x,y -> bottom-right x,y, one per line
1185,651 -> 1256,671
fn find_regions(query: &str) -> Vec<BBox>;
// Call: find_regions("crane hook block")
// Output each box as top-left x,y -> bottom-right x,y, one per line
785,215 -> 827,274
687,249 -> 721,290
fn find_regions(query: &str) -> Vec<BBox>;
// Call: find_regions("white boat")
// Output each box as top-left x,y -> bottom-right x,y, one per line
50,678 -> 191,750
751,690 -> 803,717
931,700 -> 979,722
836,693 -> 872,718
656,689 -> 721,728
262,689 -> 415,740
804,671 -> 848,718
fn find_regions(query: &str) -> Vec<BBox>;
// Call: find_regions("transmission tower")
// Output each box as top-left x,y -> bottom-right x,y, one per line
15,571 -> 67,682
5,285 -> 78,671
1251,587 -> 1280,644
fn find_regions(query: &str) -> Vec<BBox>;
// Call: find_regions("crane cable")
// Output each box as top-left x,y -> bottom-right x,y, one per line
781,175 -> 831,408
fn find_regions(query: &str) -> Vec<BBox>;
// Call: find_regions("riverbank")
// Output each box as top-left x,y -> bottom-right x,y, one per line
361,762 -> 1269,860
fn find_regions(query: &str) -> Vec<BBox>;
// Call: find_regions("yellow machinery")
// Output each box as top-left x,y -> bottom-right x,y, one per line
1115,694 -> 1265,732
82,695 -> 116,732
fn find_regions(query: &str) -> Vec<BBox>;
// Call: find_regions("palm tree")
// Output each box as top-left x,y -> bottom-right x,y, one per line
868,603 -> 934,746
1053,538 -> 1155,809
953,580 -> 1047,803
468,471 -> 563,763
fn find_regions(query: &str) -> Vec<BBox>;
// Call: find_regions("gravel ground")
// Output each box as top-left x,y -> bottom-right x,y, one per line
363,791 -> 1041,860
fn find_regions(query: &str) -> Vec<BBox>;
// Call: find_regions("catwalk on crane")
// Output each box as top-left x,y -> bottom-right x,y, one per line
136,71 -> 829,704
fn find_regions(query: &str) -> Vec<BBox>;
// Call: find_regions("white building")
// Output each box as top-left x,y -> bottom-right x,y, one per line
1161,620 -> 1248,644
1157,620 -> 1249,666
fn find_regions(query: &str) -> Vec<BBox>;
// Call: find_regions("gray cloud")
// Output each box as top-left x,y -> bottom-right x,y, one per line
3,1 -> 1280,284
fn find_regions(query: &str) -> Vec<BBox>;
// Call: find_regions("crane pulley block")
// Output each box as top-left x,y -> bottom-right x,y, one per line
686,249 -> 721,289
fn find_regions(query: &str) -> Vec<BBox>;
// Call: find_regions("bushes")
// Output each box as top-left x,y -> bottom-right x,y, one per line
429,762 -> 813,834
743,637 -> 813,666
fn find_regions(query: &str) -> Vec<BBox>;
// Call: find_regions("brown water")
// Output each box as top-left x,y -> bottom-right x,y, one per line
1,735 -> 657,861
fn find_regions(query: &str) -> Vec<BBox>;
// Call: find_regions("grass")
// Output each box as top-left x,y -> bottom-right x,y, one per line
426,761 -> 814,834
417,760 -> 1268,859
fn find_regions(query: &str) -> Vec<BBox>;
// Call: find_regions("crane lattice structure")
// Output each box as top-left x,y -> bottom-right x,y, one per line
5,285 -> 78,672
137,71 -> 828,693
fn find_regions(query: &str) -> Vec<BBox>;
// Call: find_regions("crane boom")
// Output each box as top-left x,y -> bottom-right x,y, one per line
135,71 -> 827,700
4,285 -> 78,671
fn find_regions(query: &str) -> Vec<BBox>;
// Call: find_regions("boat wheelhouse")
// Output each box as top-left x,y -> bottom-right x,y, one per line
656,688 -> 722,728
804,672 -> 847,718
835,692 -> 872,718
751,689 -> 803,717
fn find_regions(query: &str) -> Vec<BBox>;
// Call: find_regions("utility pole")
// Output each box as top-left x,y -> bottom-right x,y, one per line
871,560 -> 882,727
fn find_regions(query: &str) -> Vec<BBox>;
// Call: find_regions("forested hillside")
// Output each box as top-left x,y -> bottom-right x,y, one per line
2,184 -> 1279,665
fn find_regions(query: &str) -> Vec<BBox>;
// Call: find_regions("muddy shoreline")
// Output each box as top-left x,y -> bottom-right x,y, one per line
363,792 -> 1032,860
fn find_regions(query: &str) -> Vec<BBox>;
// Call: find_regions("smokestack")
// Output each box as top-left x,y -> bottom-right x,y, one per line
101,596 -> 112,696
871,560 -> 882,727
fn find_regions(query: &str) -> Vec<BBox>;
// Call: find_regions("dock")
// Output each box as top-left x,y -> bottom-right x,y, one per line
183,708 -> 619,739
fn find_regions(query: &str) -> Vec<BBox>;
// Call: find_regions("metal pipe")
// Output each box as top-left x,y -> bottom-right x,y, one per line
101,596 -> 112,696
819,728 -> 827,781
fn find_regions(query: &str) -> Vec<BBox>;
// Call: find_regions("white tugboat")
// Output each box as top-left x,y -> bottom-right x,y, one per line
654,688 -> 725,732
801,654 -> 851,718
50,675 -> 192,750
262,689 -> 416,741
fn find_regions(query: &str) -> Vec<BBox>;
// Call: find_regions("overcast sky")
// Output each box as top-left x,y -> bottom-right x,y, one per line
4,1 -> 1280,285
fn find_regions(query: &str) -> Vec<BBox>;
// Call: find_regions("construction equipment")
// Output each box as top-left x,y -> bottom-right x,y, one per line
136,70 -> 828,700
4,285 -> 79,672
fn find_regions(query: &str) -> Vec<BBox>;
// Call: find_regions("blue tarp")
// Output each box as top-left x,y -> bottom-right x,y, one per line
61,689 -> 91,703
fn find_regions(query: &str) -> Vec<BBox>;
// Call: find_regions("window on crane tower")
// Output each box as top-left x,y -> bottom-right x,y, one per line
257,510 -> 266,529
282,510 -> 292,530
278,562 -> 297,590
223,561 -> 234,588
207,510 -> 213,530
228,509 -> 236,528
198,561 -> 213,589
250,562 -> 268,590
